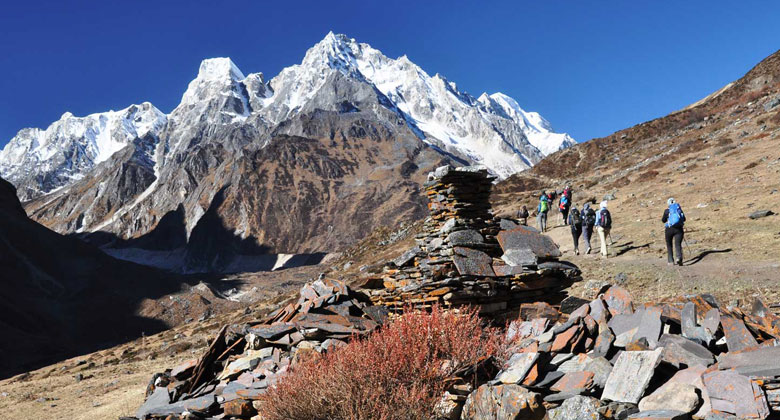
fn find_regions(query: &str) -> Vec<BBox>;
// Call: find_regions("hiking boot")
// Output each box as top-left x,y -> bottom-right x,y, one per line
585,247 -> 591,255
676,260 -> 683,266
574,248 -> 580,255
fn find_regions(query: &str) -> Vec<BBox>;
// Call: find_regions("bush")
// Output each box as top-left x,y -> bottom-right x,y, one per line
257,306 -> 501,420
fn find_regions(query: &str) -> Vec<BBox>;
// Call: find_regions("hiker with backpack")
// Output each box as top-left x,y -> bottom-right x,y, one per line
516,205 -> 529,226
559,193 -> 571,226
568,203 -> 582,255
662,197 -> 686,266
537,192 -> 550,232
594,200 -> 612,258
561,186 -> 573,225
581,202 -> 596,254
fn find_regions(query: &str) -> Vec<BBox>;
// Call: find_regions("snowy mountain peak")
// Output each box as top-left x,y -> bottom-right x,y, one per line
197,57 -> 245,81
0,103 -> 167,200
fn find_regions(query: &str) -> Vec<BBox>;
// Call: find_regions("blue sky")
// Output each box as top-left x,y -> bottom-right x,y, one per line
1,1 -> 779,147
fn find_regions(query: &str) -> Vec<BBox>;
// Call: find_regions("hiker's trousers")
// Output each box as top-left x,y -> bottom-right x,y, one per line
665,226 -> 684,264
597,226 -> 610,257
583,225 -> 593,250
538,212 -> 547,232
571,226 -> 582,252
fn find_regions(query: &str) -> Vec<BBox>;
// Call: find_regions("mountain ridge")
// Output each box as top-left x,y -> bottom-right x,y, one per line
1,32 -> 576,272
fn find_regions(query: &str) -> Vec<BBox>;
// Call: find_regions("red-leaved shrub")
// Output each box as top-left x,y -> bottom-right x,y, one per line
257,306 -> 501,420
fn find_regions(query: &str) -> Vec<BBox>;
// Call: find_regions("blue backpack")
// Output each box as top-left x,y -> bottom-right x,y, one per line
666,203 -> 684,228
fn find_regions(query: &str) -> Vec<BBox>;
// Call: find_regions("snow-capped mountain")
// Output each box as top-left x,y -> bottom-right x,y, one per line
265,32 -> 575,177
0,102 -> 166,200
3,32 -> 575,272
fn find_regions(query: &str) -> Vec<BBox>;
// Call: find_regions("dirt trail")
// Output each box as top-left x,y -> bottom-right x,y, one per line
540,213 -> 780,306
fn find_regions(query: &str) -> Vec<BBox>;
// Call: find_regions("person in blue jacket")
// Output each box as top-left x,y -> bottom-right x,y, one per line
662,197 -> 686,266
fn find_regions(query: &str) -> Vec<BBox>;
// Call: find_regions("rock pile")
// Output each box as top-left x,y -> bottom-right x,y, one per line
456,285 -> 780,420
362,165 -> 580,315
133,279 -> 383,420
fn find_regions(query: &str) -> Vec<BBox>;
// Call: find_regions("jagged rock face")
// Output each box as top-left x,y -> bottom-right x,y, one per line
0,103 -> 166,201
1,33 -> 576,272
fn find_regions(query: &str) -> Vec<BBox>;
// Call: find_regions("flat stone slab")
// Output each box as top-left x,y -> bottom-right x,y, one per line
392,246 -> 421,267
602,349 -> 663,404
550,371 -> 594,393
452,247 -> 496,277
247,323 -> 296,340
634,306 -> 663,349
609,309 -> 644,337
447,229 -> 485,246
501,248 -> 538,267
659,334 -> 715,368
497,226 -> 561,259
717,346 -> 780,370
493,263 -> 528,276
703,370 -> 769,419
496,352 -> 539,384
720,316 -> 758,352
628,410 -> 689,420
136,388 -> 216,419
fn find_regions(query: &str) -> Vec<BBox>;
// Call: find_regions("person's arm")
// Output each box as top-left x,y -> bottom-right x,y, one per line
661,209 -> 669,223
681,209 -> 686,223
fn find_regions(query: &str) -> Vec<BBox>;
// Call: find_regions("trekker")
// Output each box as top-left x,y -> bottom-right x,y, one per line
537,192 -> 549,232
662,197 -> 686,266
582,202 -> 596,254
516,205 -> 529,226
563,185 -> 573,203
594,200 -> 612,258
559,192 -> 571,226
568,203 -> 582,255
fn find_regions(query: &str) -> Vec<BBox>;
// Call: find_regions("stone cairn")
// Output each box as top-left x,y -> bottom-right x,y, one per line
362,165 -> 581,316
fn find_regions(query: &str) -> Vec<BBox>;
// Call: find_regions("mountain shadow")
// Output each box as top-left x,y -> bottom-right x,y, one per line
0,177 -> 278,379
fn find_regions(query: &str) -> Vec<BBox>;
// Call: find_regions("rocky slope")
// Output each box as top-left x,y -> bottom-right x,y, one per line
492,49 -> 780,306
3,33 -> 574,273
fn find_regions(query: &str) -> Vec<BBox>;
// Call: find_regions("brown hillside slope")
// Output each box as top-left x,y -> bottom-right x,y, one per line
494,50 -> 780,305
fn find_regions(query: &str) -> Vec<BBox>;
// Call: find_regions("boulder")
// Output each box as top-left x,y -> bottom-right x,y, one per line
638,381 -> 700,414
548,395 -> 604,420
461,384 -> 545,420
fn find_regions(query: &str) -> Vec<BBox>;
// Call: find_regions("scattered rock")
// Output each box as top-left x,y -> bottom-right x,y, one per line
628,410 -> 688,420
461,384 -> 545,420
602,349 -> 663,404
638,381 -> 700,414
549,395 -> 604,420
749,210 -> 774,219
